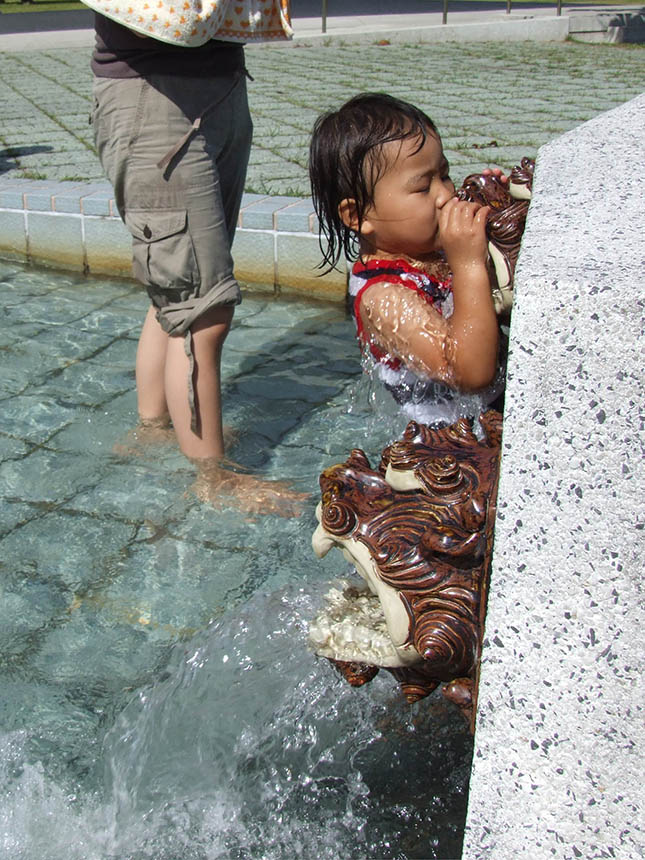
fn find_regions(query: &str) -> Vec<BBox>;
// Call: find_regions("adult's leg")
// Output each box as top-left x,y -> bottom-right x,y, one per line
164,304 -> 234,459
151,73 -> 251,459
136,305 -> 170,423
93,73 -> 251,459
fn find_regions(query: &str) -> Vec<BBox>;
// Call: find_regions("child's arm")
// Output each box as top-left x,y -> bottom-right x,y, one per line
358,200 -> 498,391
440,197 -> 499,389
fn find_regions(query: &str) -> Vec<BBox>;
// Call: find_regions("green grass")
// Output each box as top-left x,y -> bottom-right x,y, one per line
0,0 -> 85,12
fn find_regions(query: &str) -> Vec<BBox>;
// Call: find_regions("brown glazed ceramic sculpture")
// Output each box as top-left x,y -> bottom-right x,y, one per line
457,157 -> 535,315
310,412 -> 502,730
309,160 -> 533,726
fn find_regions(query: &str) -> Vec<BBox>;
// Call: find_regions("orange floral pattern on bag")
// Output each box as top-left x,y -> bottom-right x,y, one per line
81,0 -> 292,45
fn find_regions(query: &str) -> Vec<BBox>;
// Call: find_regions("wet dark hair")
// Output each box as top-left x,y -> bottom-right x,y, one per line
308,92 -> 438,272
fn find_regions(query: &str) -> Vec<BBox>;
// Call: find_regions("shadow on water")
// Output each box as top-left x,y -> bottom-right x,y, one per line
0,265 -> 472,859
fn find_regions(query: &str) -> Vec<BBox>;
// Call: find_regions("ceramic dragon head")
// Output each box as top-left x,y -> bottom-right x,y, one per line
457,157 -> 535,315
309,413 -> 502,719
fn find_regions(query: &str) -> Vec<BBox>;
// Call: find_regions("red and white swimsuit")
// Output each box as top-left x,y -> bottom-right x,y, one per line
349,256 -> 503,427
350,257 -> 453,369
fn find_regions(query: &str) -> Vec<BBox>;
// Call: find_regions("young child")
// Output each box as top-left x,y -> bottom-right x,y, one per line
309,93 -> 504,426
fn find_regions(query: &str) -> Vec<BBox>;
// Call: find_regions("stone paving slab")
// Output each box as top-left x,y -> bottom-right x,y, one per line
1,40 -> 644,194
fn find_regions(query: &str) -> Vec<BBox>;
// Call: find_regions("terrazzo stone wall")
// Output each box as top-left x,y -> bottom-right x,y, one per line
462,94 -> 644,859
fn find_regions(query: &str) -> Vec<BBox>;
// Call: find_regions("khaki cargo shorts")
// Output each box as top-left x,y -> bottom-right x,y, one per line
92,71 -> 253,337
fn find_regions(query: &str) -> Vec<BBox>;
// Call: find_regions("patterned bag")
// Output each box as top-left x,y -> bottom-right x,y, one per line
81,0 -> 292,46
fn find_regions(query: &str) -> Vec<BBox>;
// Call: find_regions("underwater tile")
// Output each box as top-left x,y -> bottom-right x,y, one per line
275,232 -> 347,302
232,228 -> 276,291
102,538 -> 254,632
0,447 -> 106,504
0,499 -> 36,538
0,433 -> 31,462
84,215 -> 133,277
0,262 -> 62,296
26,324 -> 117,363
0,394 -> 77,445
0,259 -> 21,279
83,337 -> 138,370
1,509 -> 137,591
0,344 -> 66,395
75,304 -> 143,336
6,290 -> 80,327
32,612 -> 157,688
27,212 -> 84,272
50,412 -> 131,459
229,296 -> 270,324
109,287 -> 148,312
50,274 -> 135,304
37,359 -> 134,408
71,461 -> 191,522
0,582 -> 69,659
0,680 -> 100,773
235,372 -> 341,405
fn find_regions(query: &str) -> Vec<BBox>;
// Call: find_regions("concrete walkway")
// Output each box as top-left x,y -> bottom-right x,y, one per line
1,7 -> 644,194
1,15 -> 643,298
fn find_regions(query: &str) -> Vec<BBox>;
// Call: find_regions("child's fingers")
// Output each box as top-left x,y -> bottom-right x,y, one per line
439,198 -> 489,265
482,167 -> 508,184
441,198 -> 485,231
473,204 -> 491,228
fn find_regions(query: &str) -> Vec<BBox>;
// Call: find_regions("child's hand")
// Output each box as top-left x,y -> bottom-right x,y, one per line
482,167 -> 508,184
438,198 -> 490,272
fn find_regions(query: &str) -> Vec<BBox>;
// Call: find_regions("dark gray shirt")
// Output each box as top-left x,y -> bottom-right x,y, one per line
92,14 -> 245,78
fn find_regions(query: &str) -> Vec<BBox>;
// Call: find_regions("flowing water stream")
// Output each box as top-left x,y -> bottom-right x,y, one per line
0,261 -> 472,859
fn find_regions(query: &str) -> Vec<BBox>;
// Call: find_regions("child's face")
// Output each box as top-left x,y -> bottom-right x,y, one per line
361,129 -> 455,260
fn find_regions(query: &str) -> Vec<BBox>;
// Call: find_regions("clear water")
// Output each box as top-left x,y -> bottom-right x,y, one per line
0,261 -> 473,860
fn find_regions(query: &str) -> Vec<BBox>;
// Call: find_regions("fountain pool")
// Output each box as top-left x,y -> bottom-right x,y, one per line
0,260 -> 473,859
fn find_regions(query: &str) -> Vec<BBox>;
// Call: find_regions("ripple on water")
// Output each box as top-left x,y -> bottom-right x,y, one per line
0,263 -> 473,859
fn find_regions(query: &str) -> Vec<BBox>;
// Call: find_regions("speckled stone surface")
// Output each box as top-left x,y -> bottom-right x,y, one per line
462,94 -> 644,859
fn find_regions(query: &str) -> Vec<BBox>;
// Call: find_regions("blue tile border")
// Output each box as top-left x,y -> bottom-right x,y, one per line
0,178 -> 346,301
238,195 -> 303,231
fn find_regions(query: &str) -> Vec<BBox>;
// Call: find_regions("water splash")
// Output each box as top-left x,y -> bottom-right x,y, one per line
97,585 -> 471,859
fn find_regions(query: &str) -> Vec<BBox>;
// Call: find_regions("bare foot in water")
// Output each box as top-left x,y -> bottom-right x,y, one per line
191,459 -> 309,518
114,421 -> 239,458
222,425 -> 238,449
113,416 -> 176,457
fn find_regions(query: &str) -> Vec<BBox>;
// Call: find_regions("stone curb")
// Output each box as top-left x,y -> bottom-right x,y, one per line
285,15 -> 570,46
0,178 -> 346,302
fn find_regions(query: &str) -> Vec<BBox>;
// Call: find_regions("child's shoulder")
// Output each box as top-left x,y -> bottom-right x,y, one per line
349,255 -> 452,307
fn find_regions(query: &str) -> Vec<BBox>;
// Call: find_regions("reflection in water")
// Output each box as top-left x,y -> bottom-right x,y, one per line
0,263 -> 472,859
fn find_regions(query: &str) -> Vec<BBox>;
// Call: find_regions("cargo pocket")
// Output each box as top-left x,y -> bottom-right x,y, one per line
125,209 -> 200,290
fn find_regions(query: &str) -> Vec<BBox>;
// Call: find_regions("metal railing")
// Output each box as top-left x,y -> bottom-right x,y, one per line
318,0 -> 597,31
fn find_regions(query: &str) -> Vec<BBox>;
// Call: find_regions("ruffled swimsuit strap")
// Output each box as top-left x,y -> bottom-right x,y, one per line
350,258 -> 452,369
